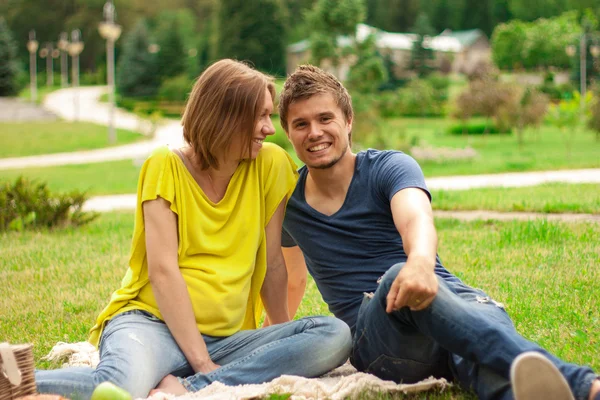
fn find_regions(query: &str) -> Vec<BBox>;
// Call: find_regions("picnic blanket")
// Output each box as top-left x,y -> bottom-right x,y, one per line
43,342 -> 451,399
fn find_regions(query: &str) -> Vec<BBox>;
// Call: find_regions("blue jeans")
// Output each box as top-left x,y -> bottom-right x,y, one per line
36,310 -> 351,399
350,263 -> 598,400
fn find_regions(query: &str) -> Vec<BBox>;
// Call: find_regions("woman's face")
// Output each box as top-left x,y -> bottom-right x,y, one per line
229,88 -> 276,161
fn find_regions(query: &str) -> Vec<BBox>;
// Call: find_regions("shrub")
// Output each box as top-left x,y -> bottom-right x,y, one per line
448,122 -> 510,135
0,177 -> 98,232
158,74 -> 193,102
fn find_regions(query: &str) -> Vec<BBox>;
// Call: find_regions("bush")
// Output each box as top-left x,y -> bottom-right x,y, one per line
0,177 -> 98,232
158,74 -> 193,102
538,81 -> 577,102
448,122 -> 510,135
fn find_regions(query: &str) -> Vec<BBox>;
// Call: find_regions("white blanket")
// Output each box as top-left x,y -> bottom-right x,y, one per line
43,342 -> 450,399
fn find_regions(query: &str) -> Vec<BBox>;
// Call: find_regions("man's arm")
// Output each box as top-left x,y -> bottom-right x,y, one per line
261,199 -> 291,325
385,187 -> 439,312
143,197 -> 219,374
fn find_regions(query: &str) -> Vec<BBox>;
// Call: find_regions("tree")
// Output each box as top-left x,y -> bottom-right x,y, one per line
0,18 -> 20,96
116,20 -> 160,98
307,0 -> 366,71
213,0 -> 287,75
430,0 -> 463,32
346,34 -> 387,93
409,13 -> 435,77
155,12 -> 187,80
496,87 -> 549,148
461,0 -> 494,36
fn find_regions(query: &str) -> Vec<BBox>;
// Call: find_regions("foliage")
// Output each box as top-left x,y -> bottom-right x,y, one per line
409,13 -> 436,77
588,92 -> 600,141
0,17 -> 20,96
116,19 -> 160,98
447,121 -> 508,135
307,0 -> 366,67
157,74 -> 193,102
379,73 -> 449,117
154,12 -> 188,81
546,91 -> 592,157
365,0 -> 420,33
538,80 -> 577,102
214,0 -> 287,75
345,34 -> 387,93
491,11 -> 581,70
0,177 -> 98,232
495,86 -> 549,146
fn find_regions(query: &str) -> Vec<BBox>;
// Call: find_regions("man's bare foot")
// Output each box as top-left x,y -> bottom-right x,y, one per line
149,375 -> 189,396
588,379 -> 600,400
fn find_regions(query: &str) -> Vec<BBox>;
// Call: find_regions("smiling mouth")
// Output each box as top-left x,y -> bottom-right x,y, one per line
308,143 -> 331,152
253,138 -> 264,145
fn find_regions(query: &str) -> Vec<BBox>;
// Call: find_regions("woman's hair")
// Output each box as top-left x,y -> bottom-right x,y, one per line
182,59 -> 275,170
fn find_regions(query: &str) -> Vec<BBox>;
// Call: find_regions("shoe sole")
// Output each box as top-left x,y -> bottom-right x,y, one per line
510,351 -> 575,400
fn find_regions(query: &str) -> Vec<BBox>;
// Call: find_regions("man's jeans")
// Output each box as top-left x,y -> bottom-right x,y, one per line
36,310 -> 351,399
350,263 -> 598,400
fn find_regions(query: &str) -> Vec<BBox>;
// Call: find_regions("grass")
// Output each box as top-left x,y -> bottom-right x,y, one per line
0,121 -> 149,158
1,213 -> 597,400
431,183 -> 600,214
18,85 -> 61,104
0,159 -> 142,195
384,118 -> 600,176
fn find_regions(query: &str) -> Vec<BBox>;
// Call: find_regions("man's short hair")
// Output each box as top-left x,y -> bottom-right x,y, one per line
278,65 -> 353,133
182,59 -> 275,170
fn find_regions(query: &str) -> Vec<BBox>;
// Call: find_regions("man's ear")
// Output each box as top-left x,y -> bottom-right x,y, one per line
346,116 -> 353,135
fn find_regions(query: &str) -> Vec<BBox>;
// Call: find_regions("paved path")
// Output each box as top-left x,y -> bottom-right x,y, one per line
0,97 -> 57,122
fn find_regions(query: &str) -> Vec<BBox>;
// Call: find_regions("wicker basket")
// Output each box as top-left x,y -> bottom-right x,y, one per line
0,343 -> 37,399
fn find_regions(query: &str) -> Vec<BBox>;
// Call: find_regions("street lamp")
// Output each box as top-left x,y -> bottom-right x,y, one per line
26,30 -> 38,103
68,29 -> 84,120
57,32 -> 69,87
39,42 -> 55,86
99,1 -> 122,144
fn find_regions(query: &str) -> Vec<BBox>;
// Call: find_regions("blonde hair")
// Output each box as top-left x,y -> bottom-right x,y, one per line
182,59 -> 275,170
278,64 -> 353,133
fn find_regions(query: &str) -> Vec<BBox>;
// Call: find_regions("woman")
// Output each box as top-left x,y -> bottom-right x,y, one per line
36,59 -> 351,399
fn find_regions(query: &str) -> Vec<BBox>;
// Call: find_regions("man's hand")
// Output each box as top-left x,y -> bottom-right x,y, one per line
385,261 -> 438,313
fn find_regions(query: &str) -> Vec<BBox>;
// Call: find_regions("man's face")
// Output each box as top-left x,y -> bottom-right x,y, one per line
230,88 -> 275,161
286,93 -> 352,169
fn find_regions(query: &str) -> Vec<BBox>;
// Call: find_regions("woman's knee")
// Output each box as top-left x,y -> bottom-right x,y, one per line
310,316 -> 352,363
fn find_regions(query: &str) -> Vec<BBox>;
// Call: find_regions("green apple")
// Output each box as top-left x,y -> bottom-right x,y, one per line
91,382 -> 133,400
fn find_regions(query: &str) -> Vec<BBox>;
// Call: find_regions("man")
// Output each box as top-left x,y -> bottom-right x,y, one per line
278,65 -> 600,400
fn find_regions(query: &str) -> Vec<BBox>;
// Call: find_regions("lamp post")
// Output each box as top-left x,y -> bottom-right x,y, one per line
26,30 -> 38,103
566,36 -> 600,119
68,29 -> 84,120
39,42 -> 55,86
57,32 -> 69,87
99,1 -> 122,144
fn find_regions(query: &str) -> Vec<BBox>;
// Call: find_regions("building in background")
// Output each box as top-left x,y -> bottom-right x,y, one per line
286,24 -> 491,79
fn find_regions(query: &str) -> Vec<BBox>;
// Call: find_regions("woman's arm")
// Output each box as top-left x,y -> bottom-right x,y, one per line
260,199 -> 290,325
143,197 -> 219,374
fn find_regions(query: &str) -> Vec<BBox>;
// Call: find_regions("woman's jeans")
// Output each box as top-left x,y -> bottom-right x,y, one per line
350,262 -> 598,400
36,310 -> 351,399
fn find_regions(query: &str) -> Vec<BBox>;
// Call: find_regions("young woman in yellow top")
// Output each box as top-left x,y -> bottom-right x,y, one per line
35,59 -> 352,399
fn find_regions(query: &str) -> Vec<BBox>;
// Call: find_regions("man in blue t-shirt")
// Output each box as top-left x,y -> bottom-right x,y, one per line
277,65 -> 600,400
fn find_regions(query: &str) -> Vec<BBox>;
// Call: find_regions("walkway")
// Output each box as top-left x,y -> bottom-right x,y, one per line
0,97 -> 57,122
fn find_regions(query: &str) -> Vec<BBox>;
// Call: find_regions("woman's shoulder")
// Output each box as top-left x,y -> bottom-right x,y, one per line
256,142 -> 296,168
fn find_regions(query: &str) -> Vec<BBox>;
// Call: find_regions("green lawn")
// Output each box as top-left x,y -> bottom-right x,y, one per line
385,118 -> 600,176
18,85 -> 61,104
431,183 -> 600,214
1,213 -> 597,400
0,159 -> 142,195
0,121 -> 149,158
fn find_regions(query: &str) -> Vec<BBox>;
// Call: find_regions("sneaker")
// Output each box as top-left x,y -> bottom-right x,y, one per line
510,351 -> 575,400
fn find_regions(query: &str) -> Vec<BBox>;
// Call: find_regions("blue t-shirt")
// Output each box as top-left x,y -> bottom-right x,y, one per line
282,149 -> 447,332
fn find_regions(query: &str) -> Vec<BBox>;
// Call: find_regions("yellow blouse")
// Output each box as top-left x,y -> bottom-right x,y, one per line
89,143 -> 298,347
